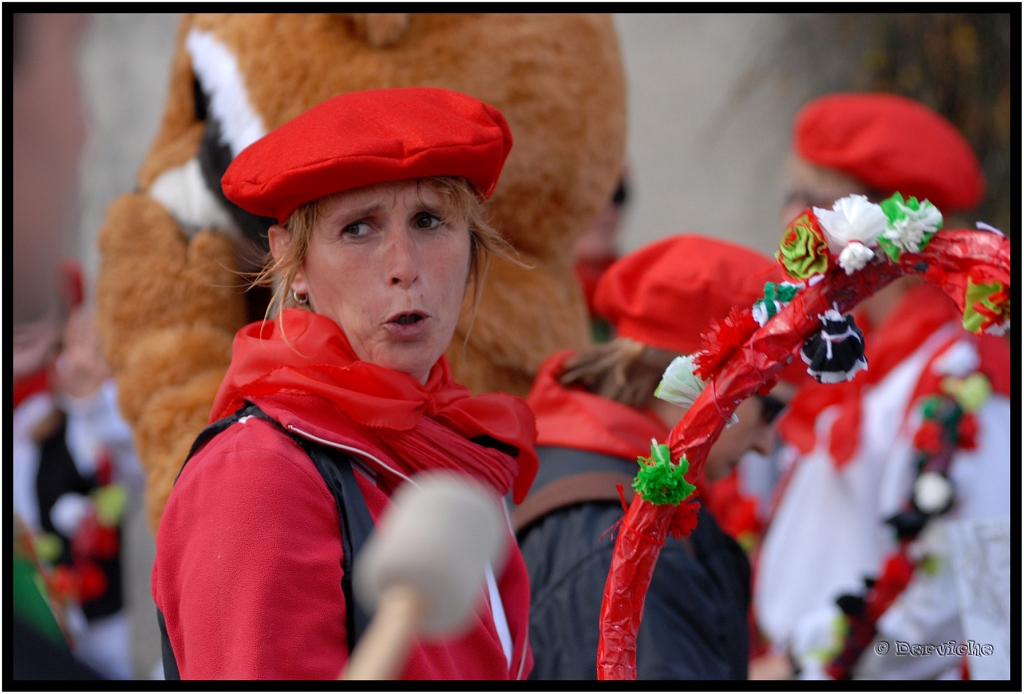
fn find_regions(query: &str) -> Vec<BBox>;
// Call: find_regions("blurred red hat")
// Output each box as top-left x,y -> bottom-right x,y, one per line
595,235 -> 780,357
795,92 -> 985,212
222,87 -> 513,223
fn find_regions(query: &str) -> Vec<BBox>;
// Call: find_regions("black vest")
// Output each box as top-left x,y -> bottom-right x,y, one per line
158,402 -> 374,679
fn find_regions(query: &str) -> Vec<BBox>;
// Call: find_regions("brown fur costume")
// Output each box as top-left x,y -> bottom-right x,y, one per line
95,13 -> 626,533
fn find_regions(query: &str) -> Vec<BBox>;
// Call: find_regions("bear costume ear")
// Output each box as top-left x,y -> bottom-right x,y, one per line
344,14 -> 411,48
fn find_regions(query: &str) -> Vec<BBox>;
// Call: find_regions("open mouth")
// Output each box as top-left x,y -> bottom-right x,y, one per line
392,312 -> 425,325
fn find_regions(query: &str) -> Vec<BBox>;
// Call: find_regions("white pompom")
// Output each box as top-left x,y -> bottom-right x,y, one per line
931,341 -> 980,378
838,242 -> 875,275
50,493 -> 93,537
813,195 -> 888,254
913,471 -> 954,515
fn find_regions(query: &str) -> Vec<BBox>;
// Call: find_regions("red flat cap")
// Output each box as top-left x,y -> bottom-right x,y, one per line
795,93 -> 985,212
594,235 -> 781,356
222,87 -> 513,223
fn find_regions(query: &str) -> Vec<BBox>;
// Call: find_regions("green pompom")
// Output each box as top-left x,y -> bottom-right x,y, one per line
920,396 -> 946,420
94,484 -> 128,527
633,442 -> 697,506
34,533 -> 63,564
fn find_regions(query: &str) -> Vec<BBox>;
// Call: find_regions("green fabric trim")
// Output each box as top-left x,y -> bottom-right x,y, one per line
879,191 -> 907,223
877,235 -> 903,263
13,552 -> 65,646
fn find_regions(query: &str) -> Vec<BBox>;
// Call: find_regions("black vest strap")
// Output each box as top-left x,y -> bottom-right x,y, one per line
156,609 -> 179,680
511,446 -> 639,535
159,402 -> 373,679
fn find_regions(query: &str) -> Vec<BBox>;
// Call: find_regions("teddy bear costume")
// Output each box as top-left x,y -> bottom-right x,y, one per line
94,14 -> 626,534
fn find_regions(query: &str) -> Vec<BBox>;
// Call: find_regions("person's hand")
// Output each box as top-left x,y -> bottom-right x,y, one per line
52,306 -> 111,399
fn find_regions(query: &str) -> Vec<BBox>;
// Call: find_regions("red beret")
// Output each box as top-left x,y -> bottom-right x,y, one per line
594,235 -> 781,357
222,87 -> 513,223
795,93 -> 985,212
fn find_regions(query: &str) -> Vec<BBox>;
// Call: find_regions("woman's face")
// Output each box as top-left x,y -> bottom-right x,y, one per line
271,180 -> 472,385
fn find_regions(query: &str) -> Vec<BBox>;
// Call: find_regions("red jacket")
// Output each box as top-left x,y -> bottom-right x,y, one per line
152,390 -> 533,680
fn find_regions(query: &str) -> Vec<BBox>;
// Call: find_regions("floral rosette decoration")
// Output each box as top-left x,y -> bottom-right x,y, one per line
963,269 -> 1011,336
777,211 -> 833,280
596,192 -> 1011,680
877,192 -> 943,260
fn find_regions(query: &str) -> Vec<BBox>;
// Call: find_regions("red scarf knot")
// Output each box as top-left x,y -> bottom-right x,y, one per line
212,310 -> 538,503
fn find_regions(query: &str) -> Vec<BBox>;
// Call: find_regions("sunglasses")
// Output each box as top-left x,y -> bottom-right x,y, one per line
756,394 -> 788,425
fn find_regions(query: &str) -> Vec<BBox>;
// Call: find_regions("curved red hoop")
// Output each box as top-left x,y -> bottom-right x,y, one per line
596,229 -> 1010,680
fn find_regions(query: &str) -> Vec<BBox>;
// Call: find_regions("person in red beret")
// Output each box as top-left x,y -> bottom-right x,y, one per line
513,234 -> 801,680
753,93 -> 1011,679
151,87 -> 538,680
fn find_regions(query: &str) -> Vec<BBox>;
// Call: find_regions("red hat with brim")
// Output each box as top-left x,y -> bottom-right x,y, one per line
795,92 -> 985,212
222,87 -> 513,223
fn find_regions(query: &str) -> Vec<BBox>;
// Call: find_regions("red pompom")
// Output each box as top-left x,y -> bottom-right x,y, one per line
668,500 -> 701,539
694,306 -> 760,380
912,419 -> 945,455
957,414 -> 978,450
868,551 -> 917,616
47,565 -> 79,602
880,553 -> 915,591
76,562 -> 109,603
71,515 -> 120,560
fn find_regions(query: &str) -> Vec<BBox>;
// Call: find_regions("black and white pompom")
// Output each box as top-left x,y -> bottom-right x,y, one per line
801,308 -> 867,384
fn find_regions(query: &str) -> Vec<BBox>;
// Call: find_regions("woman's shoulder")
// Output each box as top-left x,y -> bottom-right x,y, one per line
171,414 -> 338,517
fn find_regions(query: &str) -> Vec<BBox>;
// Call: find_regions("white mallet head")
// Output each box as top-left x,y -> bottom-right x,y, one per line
354,472 -> 509,638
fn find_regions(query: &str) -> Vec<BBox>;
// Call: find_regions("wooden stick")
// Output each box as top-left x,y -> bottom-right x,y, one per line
342,583 -> 425,680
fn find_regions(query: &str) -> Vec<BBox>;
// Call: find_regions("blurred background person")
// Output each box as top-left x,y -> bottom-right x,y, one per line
515,235 -> 799,680
14,13 -> 148,680
13,12 -> 99,680
573,171 -> 631,343
753,93 -> 1010,679
13,262 -> 146,680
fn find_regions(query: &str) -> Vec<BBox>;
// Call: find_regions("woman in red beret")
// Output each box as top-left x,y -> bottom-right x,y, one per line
513,234 -> 800,680
152,88 -> 537,680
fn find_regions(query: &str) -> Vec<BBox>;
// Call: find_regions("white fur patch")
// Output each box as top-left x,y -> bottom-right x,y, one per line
186,28 -> 267,157
149,158 -> 241,240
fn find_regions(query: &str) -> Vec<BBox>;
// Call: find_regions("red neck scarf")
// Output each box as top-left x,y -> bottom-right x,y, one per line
778,282 -> 963,467
211,309 -> 538,503
527,350 -> 669,462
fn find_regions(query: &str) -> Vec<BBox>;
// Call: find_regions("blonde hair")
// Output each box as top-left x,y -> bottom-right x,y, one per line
252,177 -> 515,332
560,337 -> 676,409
